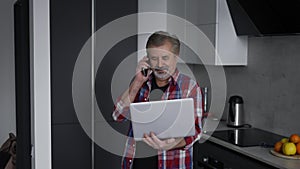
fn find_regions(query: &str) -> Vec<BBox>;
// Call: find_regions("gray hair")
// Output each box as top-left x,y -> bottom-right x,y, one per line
146,31 -> 180,55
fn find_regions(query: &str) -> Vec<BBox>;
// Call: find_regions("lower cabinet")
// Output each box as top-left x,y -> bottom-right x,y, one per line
193,141 -> 278,169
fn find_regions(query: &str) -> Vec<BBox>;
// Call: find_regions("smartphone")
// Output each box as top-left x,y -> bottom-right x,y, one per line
141,57 -> 150,77
141,68 -> 148,77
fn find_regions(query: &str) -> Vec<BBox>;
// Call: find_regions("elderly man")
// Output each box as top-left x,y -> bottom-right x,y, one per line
113,31 -> 203,169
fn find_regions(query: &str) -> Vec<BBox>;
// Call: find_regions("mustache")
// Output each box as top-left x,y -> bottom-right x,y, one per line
153,66 -> 169,71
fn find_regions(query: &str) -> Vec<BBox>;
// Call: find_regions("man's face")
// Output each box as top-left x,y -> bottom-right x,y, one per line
147,41 -> 178,81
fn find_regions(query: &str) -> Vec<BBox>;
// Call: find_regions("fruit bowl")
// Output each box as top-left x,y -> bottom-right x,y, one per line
272,133 -> 300,159
270,149 -> 300,160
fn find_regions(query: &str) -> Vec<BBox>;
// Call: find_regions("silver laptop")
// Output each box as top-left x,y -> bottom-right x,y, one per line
130,98 -> 195,141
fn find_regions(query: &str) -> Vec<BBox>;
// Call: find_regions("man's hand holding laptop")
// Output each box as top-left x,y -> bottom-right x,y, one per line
143,132 -> 186,150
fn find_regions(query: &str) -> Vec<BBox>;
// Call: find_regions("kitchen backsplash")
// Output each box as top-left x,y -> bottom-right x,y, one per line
189,35 -> 300,137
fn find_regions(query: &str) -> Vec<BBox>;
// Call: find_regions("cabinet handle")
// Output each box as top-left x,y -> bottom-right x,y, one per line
198,161 -> 218,169
198,157 -> 219,169
198,156 -> 226,169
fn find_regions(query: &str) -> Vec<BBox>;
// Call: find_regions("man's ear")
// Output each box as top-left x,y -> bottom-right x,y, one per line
146,55 -> 150,64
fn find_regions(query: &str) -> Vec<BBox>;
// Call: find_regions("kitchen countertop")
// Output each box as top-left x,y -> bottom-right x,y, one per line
200,118 -> 300,169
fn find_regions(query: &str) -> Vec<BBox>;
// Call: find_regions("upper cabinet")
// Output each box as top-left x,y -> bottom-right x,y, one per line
138,0 -> 248,65
186,0 -> 217,25
215,0 -> 248,65
137,0 -> 168,60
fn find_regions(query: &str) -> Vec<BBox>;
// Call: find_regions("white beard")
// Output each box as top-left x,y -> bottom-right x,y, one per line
153,70 -> 171,80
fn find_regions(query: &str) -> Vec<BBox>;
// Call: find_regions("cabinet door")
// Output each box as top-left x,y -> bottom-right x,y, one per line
51,0 -> 137,168
168,0 -> 217,25
194,141 -> 278,169
51,0 -> 92,124
52,124 -> 92,169
181,24 -> 216,64
51,0 -> 92,168
167,0 -> 185,19
167,0 -> 247,65
94,0 -> 137,168
186,0 -> 217,25
95,0 -> 137,122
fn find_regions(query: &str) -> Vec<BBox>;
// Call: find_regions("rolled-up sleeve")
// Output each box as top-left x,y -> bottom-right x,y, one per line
112,98 -> 130,122
183,83 -> 203,150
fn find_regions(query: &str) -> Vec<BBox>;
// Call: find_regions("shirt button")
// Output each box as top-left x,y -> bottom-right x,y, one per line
144,98 -> 147,101
132,144 -> 135,147
129,160 -> 132,163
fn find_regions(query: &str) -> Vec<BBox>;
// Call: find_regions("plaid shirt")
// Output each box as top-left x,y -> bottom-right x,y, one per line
112,69 -> 203,169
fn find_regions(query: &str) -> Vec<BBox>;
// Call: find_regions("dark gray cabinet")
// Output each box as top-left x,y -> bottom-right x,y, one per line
51,0 -> 92,124
52,124 -> 92,169
51,0 -> 92,168
193,141 -> 278,169
51,0 -> 137,168
94,0 -> 136,168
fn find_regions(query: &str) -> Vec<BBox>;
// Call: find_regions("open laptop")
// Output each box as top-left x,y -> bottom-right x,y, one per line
129,98 -> 195,141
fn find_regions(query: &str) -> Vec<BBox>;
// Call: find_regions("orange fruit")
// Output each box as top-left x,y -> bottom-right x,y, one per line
289,134 -> 300,144
274,141 -> 283,152
282,142 -> 297,156
297,142 -> 300,155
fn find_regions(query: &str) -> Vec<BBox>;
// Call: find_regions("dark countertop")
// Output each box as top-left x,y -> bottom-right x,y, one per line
200,118 -> 300,169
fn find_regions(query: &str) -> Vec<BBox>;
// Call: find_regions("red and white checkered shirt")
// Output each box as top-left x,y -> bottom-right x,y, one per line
112,69 -> 203,169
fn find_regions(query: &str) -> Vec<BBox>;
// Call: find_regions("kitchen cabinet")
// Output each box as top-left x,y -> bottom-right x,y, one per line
194,141 -> 278,169
51,0 -> 137,168
51,0 -> 92,168
94,0 -> 137,168
197,120 -> 300,169
186,0 -> 217,25
137,0 -> 167,59
166,0 -> 248,65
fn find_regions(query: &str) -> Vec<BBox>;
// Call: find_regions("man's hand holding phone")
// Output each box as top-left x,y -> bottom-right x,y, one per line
141,67 -> 148,77
136,56 -> 152,81
121,56 -> 152,106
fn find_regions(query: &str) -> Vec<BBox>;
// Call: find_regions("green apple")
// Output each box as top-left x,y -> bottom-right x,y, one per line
281,138 -> 289,143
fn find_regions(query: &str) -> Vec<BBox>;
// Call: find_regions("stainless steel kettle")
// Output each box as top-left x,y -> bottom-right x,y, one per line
227,95 -> 245,127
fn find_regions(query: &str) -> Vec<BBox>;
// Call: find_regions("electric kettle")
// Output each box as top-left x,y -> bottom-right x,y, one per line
227,95 -> 245,127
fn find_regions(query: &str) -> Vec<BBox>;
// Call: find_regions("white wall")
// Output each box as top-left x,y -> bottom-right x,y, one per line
0,0 -> 16,144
